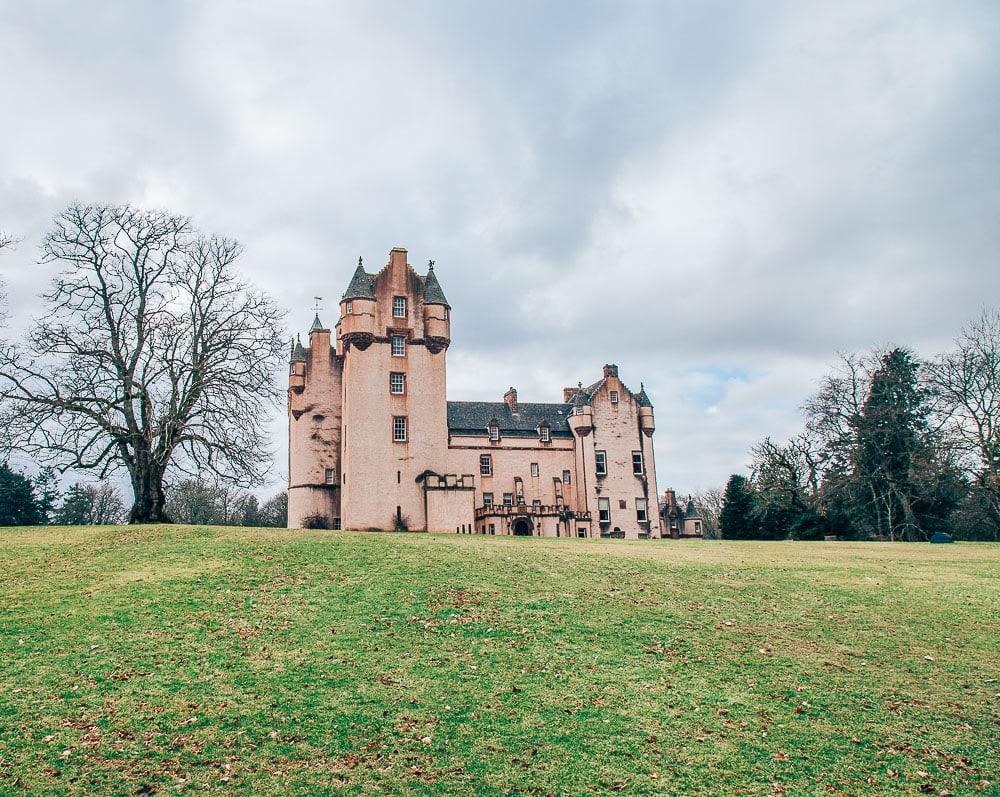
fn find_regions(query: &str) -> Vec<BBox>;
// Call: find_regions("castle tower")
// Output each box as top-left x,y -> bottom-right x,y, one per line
287,312 -> 343,528
337,248 -> 451,530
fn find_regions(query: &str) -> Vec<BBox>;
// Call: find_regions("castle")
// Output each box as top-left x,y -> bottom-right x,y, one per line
287,247 -> 668,538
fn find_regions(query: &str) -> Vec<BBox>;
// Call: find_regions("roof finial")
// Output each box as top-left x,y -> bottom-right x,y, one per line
358,255 -> 363,267
313,296 -> 323,314
428,259 -> 435,270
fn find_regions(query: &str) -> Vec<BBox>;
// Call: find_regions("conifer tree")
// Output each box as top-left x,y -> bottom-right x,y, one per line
719,474 -> 757,539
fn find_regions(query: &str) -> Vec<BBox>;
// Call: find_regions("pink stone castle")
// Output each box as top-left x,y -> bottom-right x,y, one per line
288,247 -> 665,538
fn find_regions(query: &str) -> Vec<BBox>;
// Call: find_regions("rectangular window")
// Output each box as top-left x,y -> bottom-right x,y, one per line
532,499 -> 541,511
488,424 -> 499,442
595,450 -> 607,476
539,426 -> 551,442
483,492 -> 494,507
636,498 -> 648,523
333,517 -> 342,530
598,497 -> 611,523
530,462 -> 539,477
610,390 -> 619,404
390,372 -> 406,394
346,300 -> 353,314
391,335 -> 406,356
480,454 -> 492,476
392,296 -> 407,318
325,468 -> 336,485
489,523 -> 495,535
577,527 -> 587,538
503,493 -> 513,507
392,416 -> 407,442
562,469 -> 571,484
632,451 -> 644,475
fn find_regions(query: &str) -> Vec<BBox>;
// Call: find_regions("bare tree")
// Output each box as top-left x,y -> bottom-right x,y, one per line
0,203 -> 285,523
928,308 -> 1000,530
691,487 -> 723,539
0,231 -> 16,250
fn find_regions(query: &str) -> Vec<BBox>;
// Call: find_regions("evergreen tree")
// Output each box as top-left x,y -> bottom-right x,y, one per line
719,474 -> 758,539
0,463 -> 42,526
56,483 -> 95,525
32,467 -> 61,524
853,348 -> 961,540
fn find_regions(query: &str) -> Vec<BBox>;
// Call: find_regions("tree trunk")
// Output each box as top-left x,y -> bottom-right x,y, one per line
129,464 -> 171,524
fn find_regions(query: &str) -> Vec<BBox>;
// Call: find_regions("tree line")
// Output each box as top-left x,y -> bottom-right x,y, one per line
719,314 -> 1000,542
0,464 -> 287,528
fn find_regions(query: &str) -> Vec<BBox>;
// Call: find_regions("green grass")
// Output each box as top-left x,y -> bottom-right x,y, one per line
1,527 -> 997,796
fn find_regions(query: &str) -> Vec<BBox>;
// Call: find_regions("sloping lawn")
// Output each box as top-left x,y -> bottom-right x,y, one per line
1,526 -> 997,795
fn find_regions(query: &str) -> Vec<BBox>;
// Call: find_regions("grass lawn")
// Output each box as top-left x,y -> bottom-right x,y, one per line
0,526 -> 997,796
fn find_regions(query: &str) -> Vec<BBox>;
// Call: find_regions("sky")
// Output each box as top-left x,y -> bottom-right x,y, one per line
1,0 -> 999,498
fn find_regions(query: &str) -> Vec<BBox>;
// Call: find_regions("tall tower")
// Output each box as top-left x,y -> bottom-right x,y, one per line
336,248 -> 451,530
287,312 -> 343,528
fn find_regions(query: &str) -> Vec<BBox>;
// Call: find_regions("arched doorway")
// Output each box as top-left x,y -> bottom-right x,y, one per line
512,517 -> 533,536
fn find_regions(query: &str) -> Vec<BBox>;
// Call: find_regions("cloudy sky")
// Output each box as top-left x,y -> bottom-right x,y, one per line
1,0 -> 998,497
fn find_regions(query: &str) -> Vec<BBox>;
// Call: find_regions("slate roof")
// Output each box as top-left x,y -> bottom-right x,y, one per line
290,336 -> 307,362
422,264 -> 450,308
310,313 -> 325,332
342,262 -> 376,301
685,498 -> 701,519
635,384 -> 653,408
447,401 -> 573,437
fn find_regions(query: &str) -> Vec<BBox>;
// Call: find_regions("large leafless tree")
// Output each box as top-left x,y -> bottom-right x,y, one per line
0,204 -> 285,523
928,308 -> 1000,530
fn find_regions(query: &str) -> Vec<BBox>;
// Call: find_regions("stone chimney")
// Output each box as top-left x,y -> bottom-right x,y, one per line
603,364 -> 619,378
563,386 -> 579,403
503,386 -> 518,413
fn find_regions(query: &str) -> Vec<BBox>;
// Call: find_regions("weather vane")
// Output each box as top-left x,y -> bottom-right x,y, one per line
428,259 -> 435,269
313,296 -> 323,313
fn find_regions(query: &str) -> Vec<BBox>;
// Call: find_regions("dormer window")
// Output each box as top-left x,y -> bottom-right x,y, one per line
393,296 -> 407,318
610,390 -> 619,404
538,425 -> 551,443
488,422 -> 500,442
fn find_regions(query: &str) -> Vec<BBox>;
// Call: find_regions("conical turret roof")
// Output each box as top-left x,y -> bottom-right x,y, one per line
422,261 -> 450,308
635,382 -> 653,407
342,258 -> 376,301
290,335 -> 307,362
685,497 -> 701,519
310,313 -> 325,332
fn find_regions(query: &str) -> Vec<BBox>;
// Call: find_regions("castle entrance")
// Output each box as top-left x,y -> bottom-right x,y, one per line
512,517 -> 534,536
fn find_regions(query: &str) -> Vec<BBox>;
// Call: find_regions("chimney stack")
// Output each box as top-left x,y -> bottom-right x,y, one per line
603,364 -> 619,379
563,386 -> 579,403
503,386 -> 518,413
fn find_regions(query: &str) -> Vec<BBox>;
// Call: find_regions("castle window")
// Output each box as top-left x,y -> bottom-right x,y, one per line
562,469 -> 571,484
595,450 -> 607,476
539,425 -> 551,443
488,423 -> 500,442
532,499 -> 541,511
610,390 -> 619,404
530,462 -> 539,477
391,335 -> 406,356
483,492 -> 494,507
346,300 -> 353,314
489,523 -> 495,535
503,493 -> 513,507
325,468 -> 336,485
333,517 -> 342,530
632,451 -> 644,475
636,498 -> 648,523
598,497 -> 611,523
390,372 -> 406,394
480,454 -> 492,476
393,296 -> 407,318
392,416 -> 407,442
577,527 -> 587,538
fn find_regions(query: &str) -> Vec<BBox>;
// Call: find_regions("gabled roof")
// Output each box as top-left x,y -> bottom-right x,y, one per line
342,261 -> 376,301
422,263 -> 450,308
447,401 -> 573,437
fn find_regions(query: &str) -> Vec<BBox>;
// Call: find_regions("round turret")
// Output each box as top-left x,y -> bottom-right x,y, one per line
340,258 -> 377,350
289,336 -> 307,393
422,261 -> 451,353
